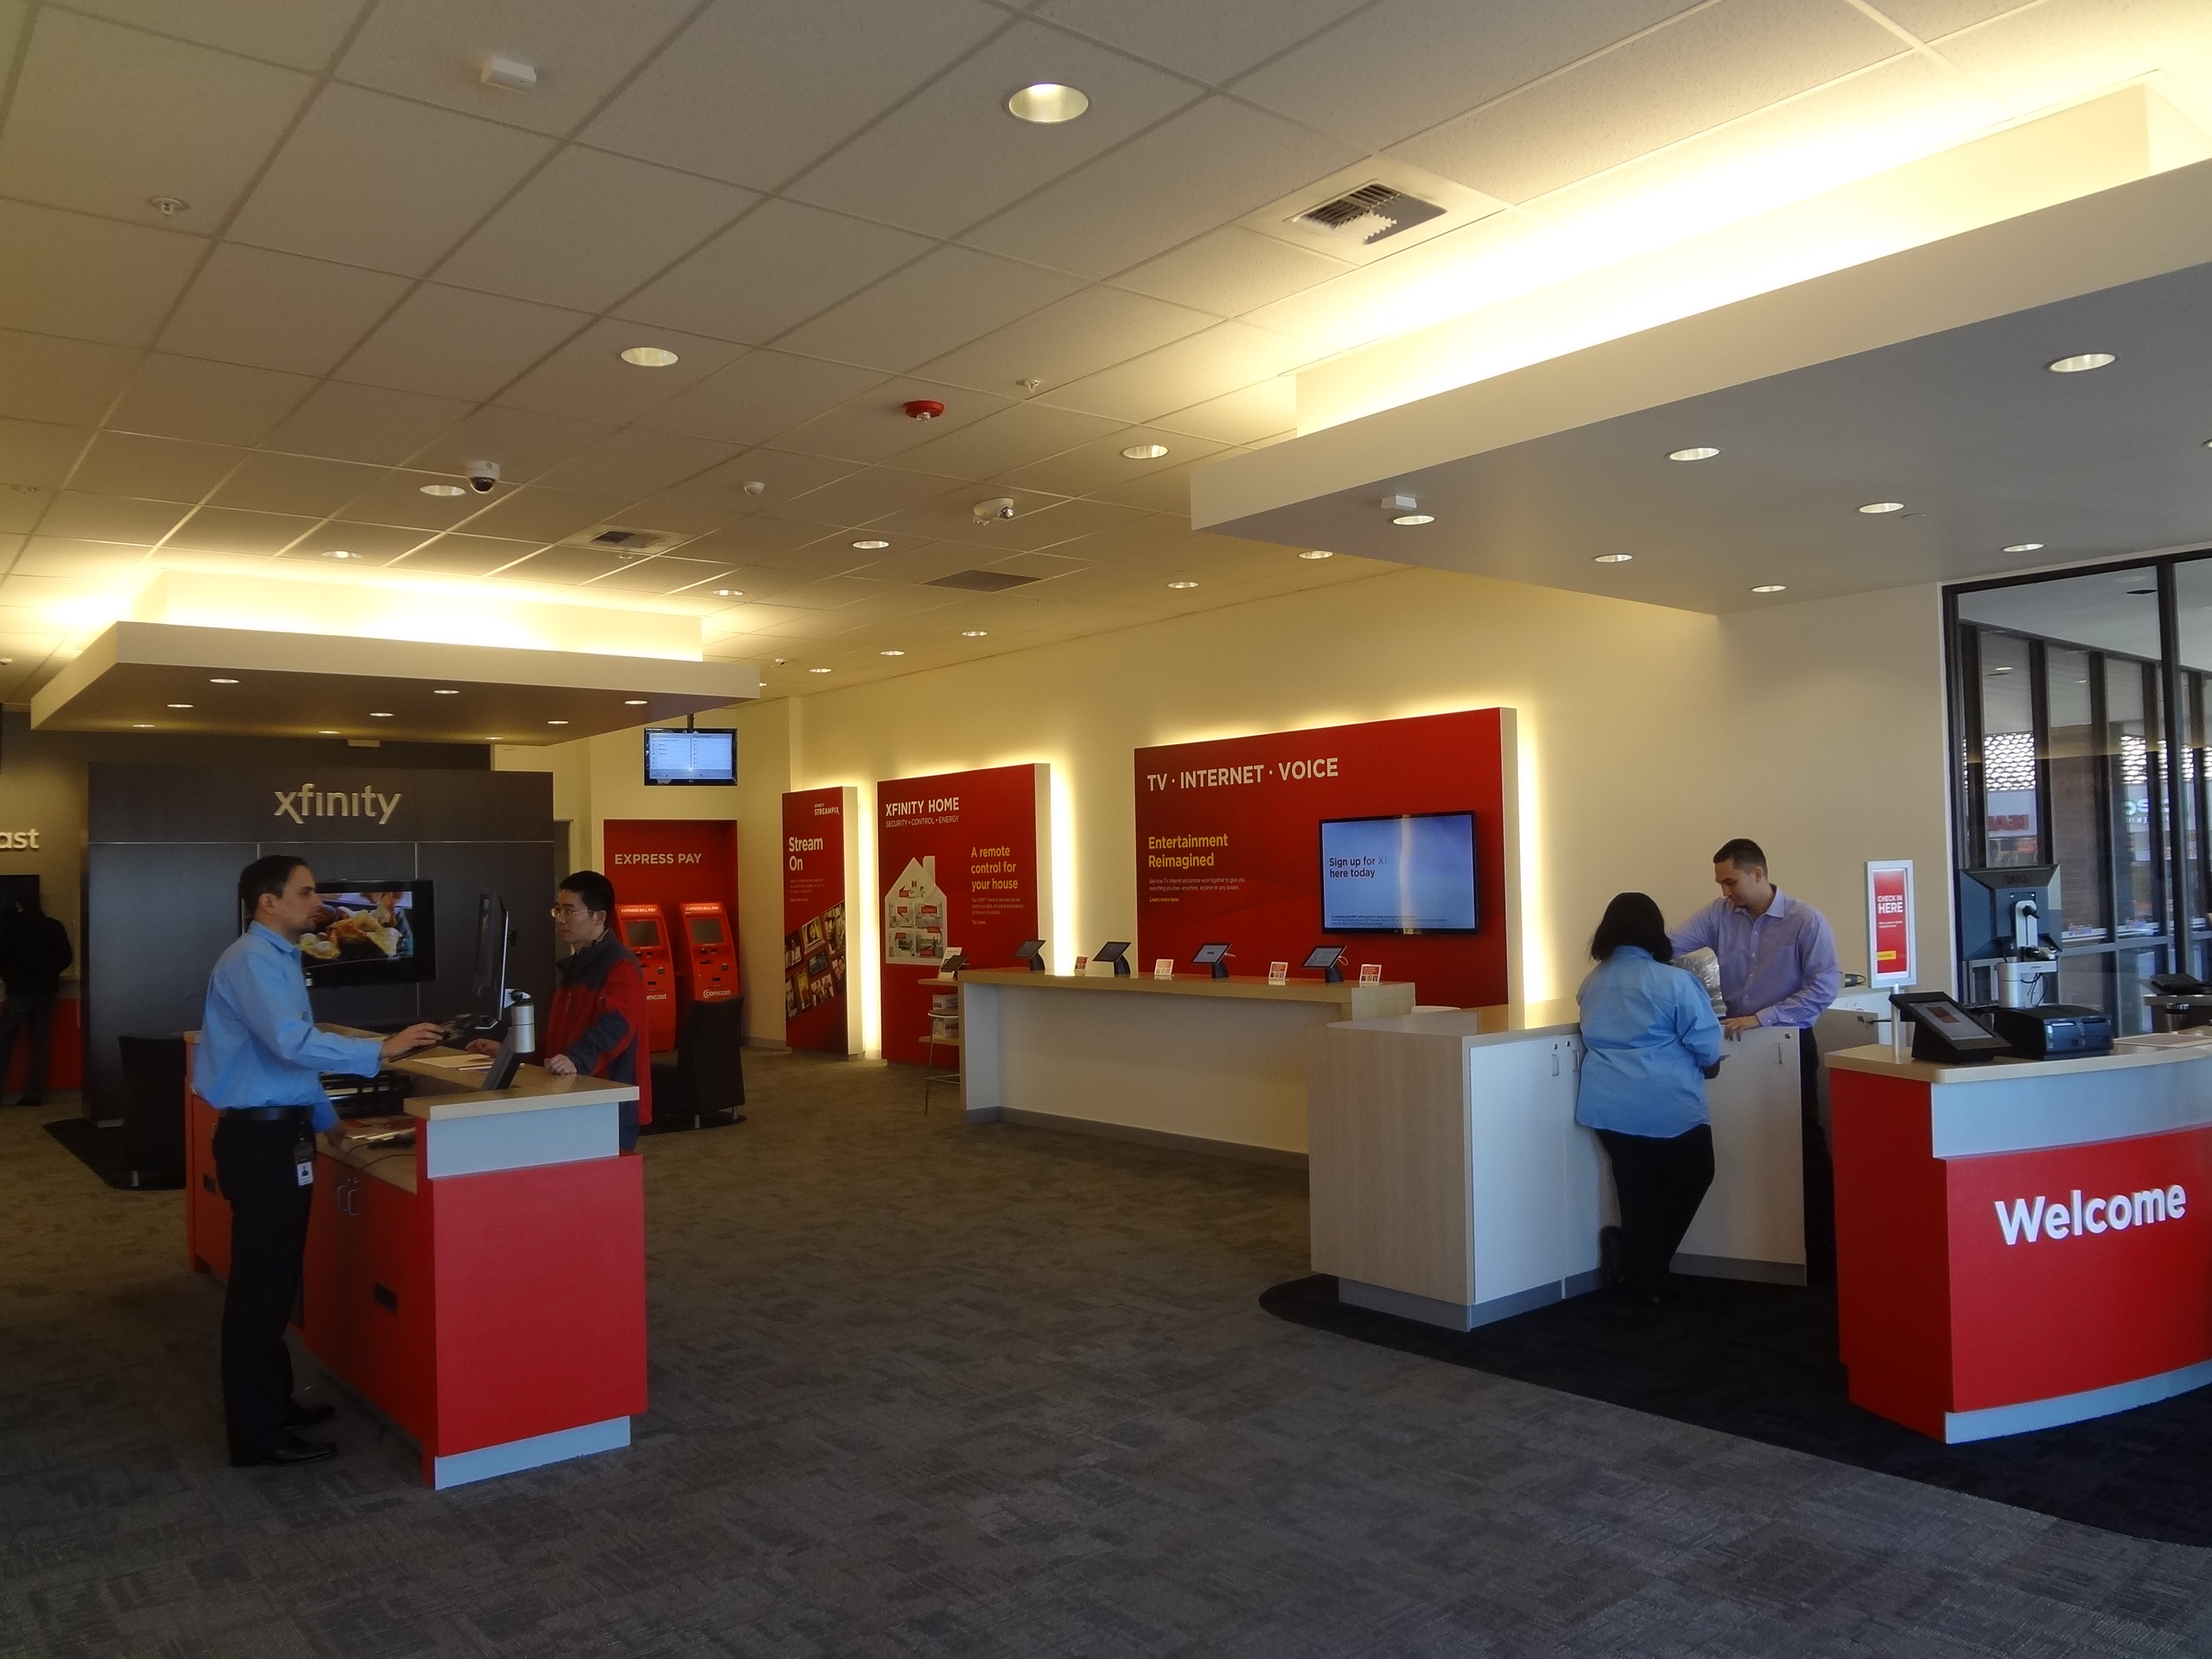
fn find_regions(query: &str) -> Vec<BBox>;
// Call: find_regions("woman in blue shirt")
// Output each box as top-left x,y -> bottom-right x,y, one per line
1576,892 -> 1726,1302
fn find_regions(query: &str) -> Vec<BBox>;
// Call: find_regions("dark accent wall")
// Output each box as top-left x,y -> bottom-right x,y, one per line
84,763 -> 554,1121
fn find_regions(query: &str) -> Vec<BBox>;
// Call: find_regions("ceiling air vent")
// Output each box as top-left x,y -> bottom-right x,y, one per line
587,528 -> 661,551
928,570 -> 1038,593
1293,182 -> 1446,247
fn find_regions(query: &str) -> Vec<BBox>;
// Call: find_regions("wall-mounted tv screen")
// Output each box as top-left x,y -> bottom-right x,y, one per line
1319,812 -> 1478,934
296,882 -> 435,986
645,727 -> 736,786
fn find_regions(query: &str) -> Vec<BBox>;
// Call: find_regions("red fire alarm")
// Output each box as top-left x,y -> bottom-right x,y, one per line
902,399 -> 946,421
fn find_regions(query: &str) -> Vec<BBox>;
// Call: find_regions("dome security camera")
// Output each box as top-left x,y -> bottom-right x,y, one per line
466,459 -> 502,493
973,497 -> 1016,521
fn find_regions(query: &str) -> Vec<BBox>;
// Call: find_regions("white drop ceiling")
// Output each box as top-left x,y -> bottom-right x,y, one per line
0,0 -> 2209,715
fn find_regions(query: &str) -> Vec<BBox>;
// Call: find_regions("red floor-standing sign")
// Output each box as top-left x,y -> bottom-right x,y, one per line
783,786 -> 860,1055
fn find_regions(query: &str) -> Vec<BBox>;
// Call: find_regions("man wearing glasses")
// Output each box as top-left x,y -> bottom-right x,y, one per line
474,870 -> 653,1150
197,855 -> 442,1468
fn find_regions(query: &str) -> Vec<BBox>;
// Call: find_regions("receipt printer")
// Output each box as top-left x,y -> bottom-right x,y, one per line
1985,1003 -> 2114,1060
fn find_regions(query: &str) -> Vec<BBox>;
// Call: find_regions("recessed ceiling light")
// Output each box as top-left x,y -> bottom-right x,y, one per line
317,729 -> 339,735
369,711 -> 393,719
1298,549 -> 1333,561
624,698 -> 648,706
1008,82 -> 1088,123
166,701 -> 192,709
209,677 -> 239,684
711,588 -> 742,597
1391,513 -> 1435,526
546,719 -> 569,725
1593,553 -> 1633,564
1121,443 -> 1169,460
324,549 -> 356,560
1750,584 -> 1788,594
1668,446 -> 1720,462
1167,579 -> 1198,589
620,346 -> 679,367
1990,666 -> 2013,674
2003,542 -> 2044,554
808,667 -> 833,674
433,688 -> 458,696
962,630 -> 988,637
880,649 -> 905,657
420,483 -> 466,497
852,538 -> 890,550
131,722 -> 153,729
2046,352 -> 2116,373
1857,501 -> 1905,515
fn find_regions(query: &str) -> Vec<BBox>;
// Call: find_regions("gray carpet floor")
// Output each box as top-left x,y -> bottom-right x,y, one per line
2,1051 -> 2207,1656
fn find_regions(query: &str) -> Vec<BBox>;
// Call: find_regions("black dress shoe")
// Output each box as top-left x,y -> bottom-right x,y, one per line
288,1400 -> 335,1428
231,1437 -> 336,1469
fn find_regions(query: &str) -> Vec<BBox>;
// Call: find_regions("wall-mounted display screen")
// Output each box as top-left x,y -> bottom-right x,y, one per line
644,727 -> 736,786
297,882 -> 435,986
688,915 -> 724,944
1319,812 -> 1479,934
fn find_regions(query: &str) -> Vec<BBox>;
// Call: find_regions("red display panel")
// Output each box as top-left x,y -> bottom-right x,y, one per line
783,787 -> 853,1054
876,764 -> 1044,1065
1134,709 -> 1509,1008
602,818 -> 739,1031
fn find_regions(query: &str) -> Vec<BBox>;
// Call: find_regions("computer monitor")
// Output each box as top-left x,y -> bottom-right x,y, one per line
1958,865 -> 2058,960
468,888 -> 511,1022
1319,812 -> 1478,934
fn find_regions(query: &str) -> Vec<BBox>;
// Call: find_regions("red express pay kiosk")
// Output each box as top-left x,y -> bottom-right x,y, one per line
677,901 -> 737,1008
1828,1039 -> 2212,1443
617,904 -> 678,1052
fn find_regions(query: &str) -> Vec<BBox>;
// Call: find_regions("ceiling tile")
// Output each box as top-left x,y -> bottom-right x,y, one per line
590,487 -> 741,538
0,421 -> 89,489
615,199 -> 932,346
967,96 -> 1359,278
1042,322 -> 1318,423
1002,426 -> 1227,497
410,405 -> 614,483
0,10 -> 314,224
772,467 -> 971,529
582,555 -> 736,596
1394,1 -> 1906,203
867,482 -> 1082,549
779,247 -> 1086,375
274,522 -> 428,565
163,505 -> 320,555
531,428 -> 738,498
690,447 -> 866,503
65,0 -> 370,71
0,201 -> 203,348
159,244 -> 410,375
436,148 -> 758,312
1872,1 -> 2028,37
390,533 -> 544,577
1235,0 -> 1691,152
11,537 -> 153,579
919,286 -> 1218,398
491,545 -> 639,585
582,0 -> 1006,189
1035,0 -> 1368,83
0,486 -> 47,535
681,519 -> 850,568
494,319 -> 748,424
454,486 -> 632,544
0,331 -> 140,426
1085,453 -> 1209,514
632,351 -> 886,445
258,381 -> 472,466
786,22 -> 1202,237
336,472 -> 502,533
1113,226 -> 1353,318
68,433 -> 243,503
771,380 -> 1014,467
983,496 -> 1149,552
38,492 -> 192,544
108,356 -> 317,447
841,539 -> 1015,585
1150,377 -> 1296,445
1237,207 -> 1547,350
228,84 -> 556,276
335,0 -> 701,134
207,453 -> 389,518
899,400 -> 1122,480
335,284 -> 591,401
1934,0 -> 2212,111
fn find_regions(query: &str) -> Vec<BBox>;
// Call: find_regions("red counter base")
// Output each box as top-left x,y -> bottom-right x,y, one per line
1831,1061 -> 2212,1443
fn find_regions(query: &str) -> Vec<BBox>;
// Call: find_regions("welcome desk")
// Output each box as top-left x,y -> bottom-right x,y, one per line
958,969 -> 1415,1160
184,1039 -> 645,1489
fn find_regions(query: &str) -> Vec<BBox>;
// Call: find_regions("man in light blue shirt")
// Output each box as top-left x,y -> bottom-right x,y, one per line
200,854 -> 439,1469
1669,837 -> 1842,1276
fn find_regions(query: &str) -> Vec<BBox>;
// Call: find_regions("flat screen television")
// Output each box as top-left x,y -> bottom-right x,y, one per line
644,727 -> 736,786
1319,812 -> 1479,934
295,882 -> 435,986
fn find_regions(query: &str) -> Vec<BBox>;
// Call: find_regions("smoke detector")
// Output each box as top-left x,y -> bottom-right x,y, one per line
481,56 -> 537,92
1241,160 -> 1505,265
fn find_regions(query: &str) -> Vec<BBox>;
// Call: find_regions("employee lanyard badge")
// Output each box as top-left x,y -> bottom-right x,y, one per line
293,1128 -> 315,1188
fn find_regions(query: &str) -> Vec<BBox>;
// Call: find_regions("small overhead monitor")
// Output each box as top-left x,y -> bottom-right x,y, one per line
643,726 -> 736,786
1015,938 -> 1047,973
1319,812 -> 1478,934
295,882 -> 435,987
1093,940 -> 1132,976
1303,945 -> 1346,983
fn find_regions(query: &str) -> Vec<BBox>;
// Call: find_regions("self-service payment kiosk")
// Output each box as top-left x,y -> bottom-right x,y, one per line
617,903 -> 678,1051
678,901 -> 739,1008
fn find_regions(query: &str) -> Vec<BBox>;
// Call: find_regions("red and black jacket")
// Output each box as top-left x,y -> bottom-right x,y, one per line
545,931 -> 652,1125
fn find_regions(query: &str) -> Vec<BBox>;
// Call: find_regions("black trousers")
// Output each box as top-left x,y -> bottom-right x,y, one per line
1597,1124 -> 1714,1290
0,992 -> 56,1102
212,1110 -> 315,1461
1801,1028 -> 1837,1279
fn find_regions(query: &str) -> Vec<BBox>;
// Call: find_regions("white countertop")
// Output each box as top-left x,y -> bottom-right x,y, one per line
1825,1032 -> 2212,1085
1330,1000 -> 1580,1045
959,969 -> 1414,1009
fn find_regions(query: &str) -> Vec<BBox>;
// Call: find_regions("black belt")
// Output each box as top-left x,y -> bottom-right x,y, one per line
224,1105 -> 311,1122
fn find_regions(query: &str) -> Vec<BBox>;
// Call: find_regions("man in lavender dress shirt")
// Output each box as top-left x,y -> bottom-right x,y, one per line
1670,838 -> 1842,1276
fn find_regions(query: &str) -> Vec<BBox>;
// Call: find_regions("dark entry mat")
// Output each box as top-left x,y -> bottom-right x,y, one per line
41,1116 -> 183,1190
1260,1272 -> 2212,1548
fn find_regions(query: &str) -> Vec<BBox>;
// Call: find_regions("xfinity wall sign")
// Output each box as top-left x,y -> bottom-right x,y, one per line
273,783 -> 404,826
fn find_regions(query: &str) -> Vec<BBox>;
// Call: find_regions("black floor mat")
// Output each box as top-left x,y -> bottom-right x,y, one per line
40,1115 -> 184,1190
1260,1272 -> 2212,1547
